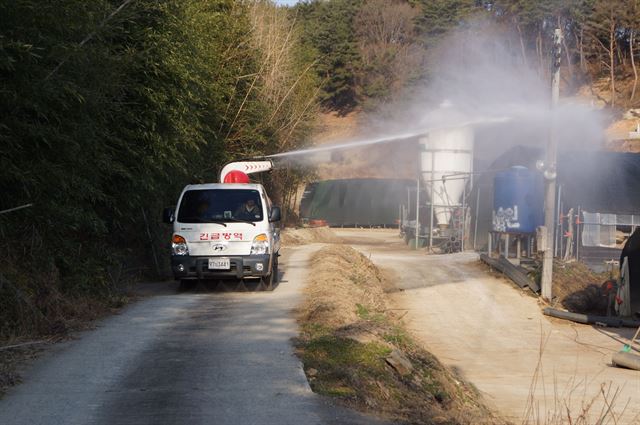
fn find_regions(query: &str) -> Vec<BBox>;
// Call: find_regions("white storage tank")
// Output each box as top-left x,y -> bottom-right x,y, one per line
419,127 -> 474,228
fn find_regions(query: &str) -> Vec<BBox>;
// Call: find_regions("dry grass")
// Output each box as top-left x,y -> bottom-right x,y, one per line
295,244 -> 509,425
0,260 -> 131,397
280,226 -> 343,246
311,111 -> 362,145
552,262 -> 611,315
522,331 -> 640,425
0,343 -> 43,397
0,292 -> 127,398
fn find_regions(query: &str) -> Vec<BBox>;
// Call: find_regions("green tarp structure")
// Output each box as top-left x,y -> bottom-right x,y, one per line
300,179 -> 414,226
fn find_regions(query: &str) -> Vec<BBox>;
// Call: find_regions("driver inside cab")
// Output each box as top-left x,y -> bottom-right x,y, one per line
235,198 -> 261,220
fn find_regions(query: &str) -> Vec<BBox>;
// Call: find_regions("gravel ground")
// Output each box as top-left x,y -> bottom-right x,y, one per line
0,245 -> 393,425
336,228 -> 640,424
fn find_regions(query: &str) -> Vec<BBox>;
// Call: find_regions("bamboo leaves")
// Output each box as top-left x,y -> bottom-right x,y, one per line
0,0 -> 320,336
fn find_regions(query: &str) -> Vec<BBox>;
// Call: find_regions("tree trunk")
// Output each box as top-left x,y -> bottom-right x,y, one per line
536,29 -> 543,76
575,28 -> 587,73
618,39 -> 625,67
631,30 -> 638,102
580,35 -> 585,73
610,17 -> 616,108
291,186 -> 299,220
562,26 -> 573,88
516,22 -> 528,67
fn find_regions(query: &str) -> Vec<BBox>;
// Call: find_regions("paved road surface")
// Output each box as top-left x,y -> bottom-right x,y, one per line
0,244 -> 390,425
336,229 -> 640,424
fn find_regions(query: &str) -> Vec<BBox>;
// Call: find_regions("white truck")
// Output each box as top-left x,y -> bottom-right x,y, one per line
163,161 -> 281,290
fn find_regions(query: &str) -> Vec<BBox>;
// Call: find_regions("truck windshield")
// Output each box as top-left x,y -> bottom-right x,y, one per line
177,189 -> 264,223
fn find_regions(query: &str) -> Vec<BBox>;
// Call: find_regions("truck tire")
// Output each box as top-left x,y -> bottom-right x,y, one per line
178,279 -> 196,292
272,256 -> 279,284
261,256 -> 278,291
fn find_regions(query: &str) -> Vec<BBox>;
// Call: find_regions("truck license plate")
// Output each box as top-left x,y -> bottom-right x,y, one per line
208,258 -> 230,270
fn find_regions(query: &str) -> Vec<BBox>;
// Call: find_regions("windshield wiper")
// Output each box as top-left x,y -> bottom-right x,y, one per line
206,220 -> 228,227
225,217 -> 257,226
179,217 -> 227,226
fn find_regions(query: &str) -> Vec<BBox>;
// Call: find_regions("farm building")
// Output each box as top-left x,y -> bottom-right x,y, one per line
299,178 -> 414,227
470,146 -> 640,271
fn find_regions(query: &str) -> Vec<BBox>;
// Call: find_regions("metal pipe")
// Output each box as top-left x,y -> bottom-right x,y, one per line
473,186 -> 480,251
419,148 -> 474,154
425,203 -> 465,208
612,352 -> 640,370
555,184 -> 562,258
577,206 -> 581,261
469,139 -> 475,190
433,169 -> 510,179
488,232 -> 493,255
415,175 -> 420,250
429,151 -> 435,250
543,307 -> 640,328
559,200 -> 564,259
577,222 -> 620,226
462,180 -> 467,251
421,175 -> 470,183
407,187 -> 411,221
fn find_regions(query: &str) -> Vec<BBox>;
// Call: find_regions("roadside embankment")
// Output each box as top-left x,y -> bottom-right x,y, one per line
295,244 -> 507,425
281,227 -> 343,246
0,260 -> 131,397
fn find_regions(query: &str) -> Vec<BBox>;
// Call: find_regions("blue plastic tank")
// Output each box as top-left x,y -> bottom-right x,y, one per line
492,166 -> 543,233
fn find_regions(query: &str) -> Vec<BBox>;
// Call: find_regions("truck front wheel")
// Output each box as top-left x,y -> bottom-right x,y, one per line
261,256 -> 278,291
178,279 -> 196,292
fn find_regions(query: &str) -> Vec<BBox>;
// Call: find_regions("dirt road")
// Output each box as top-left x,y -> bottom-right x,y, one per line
0,245 -> 389,425
336,228 -> 640,424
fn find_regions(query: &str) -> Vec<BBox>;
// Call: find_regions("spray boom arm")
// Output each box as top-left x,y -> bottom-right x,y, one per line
219,160 -> 273,183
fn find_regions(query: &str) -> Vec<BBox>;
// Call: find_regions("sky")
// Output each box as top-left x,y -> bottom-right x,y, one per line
274,0 -> 300,6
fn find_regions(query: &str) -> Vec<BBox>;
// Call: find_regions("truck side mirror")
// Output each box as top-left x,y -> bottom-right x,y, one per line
163,207 -> 175,224
269,206 -> 281,222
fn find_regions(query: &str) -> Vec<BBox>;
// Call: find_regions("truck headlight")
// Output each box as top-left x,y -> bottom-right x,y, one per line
172,234 -> 189,256
250,233 -> 269,255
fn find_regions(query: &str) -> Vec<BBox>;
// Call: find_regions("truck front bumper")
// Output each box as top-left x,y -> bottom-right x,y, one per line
171,255 -> 271,280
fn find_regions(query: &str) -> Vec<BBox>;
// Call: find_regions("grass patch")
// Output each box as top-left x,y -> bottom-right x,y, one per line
296,245 -> 508,425
355,303 -> 385,323
355,303 -> 369,319
382,326 -> 410,347
300,332 -> 392,398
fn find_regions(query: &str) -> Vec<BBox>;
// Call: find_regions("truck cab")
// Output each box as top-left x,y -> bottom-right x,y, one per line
164,181 -> 281,290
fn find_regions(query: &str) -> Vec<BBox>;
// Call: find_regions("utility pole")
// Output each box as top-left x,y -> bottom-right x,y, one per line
541,29 -> 562,301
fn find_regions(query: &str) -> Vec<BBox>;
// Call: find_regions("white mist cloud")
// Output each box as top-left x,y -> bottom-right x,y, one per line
272,19 -> 605,173
363,19 -> 604,165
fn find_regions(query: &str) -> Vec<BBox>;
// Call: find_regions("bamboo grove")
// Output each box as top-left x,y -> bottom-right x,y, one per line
0,0 -> 318,337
